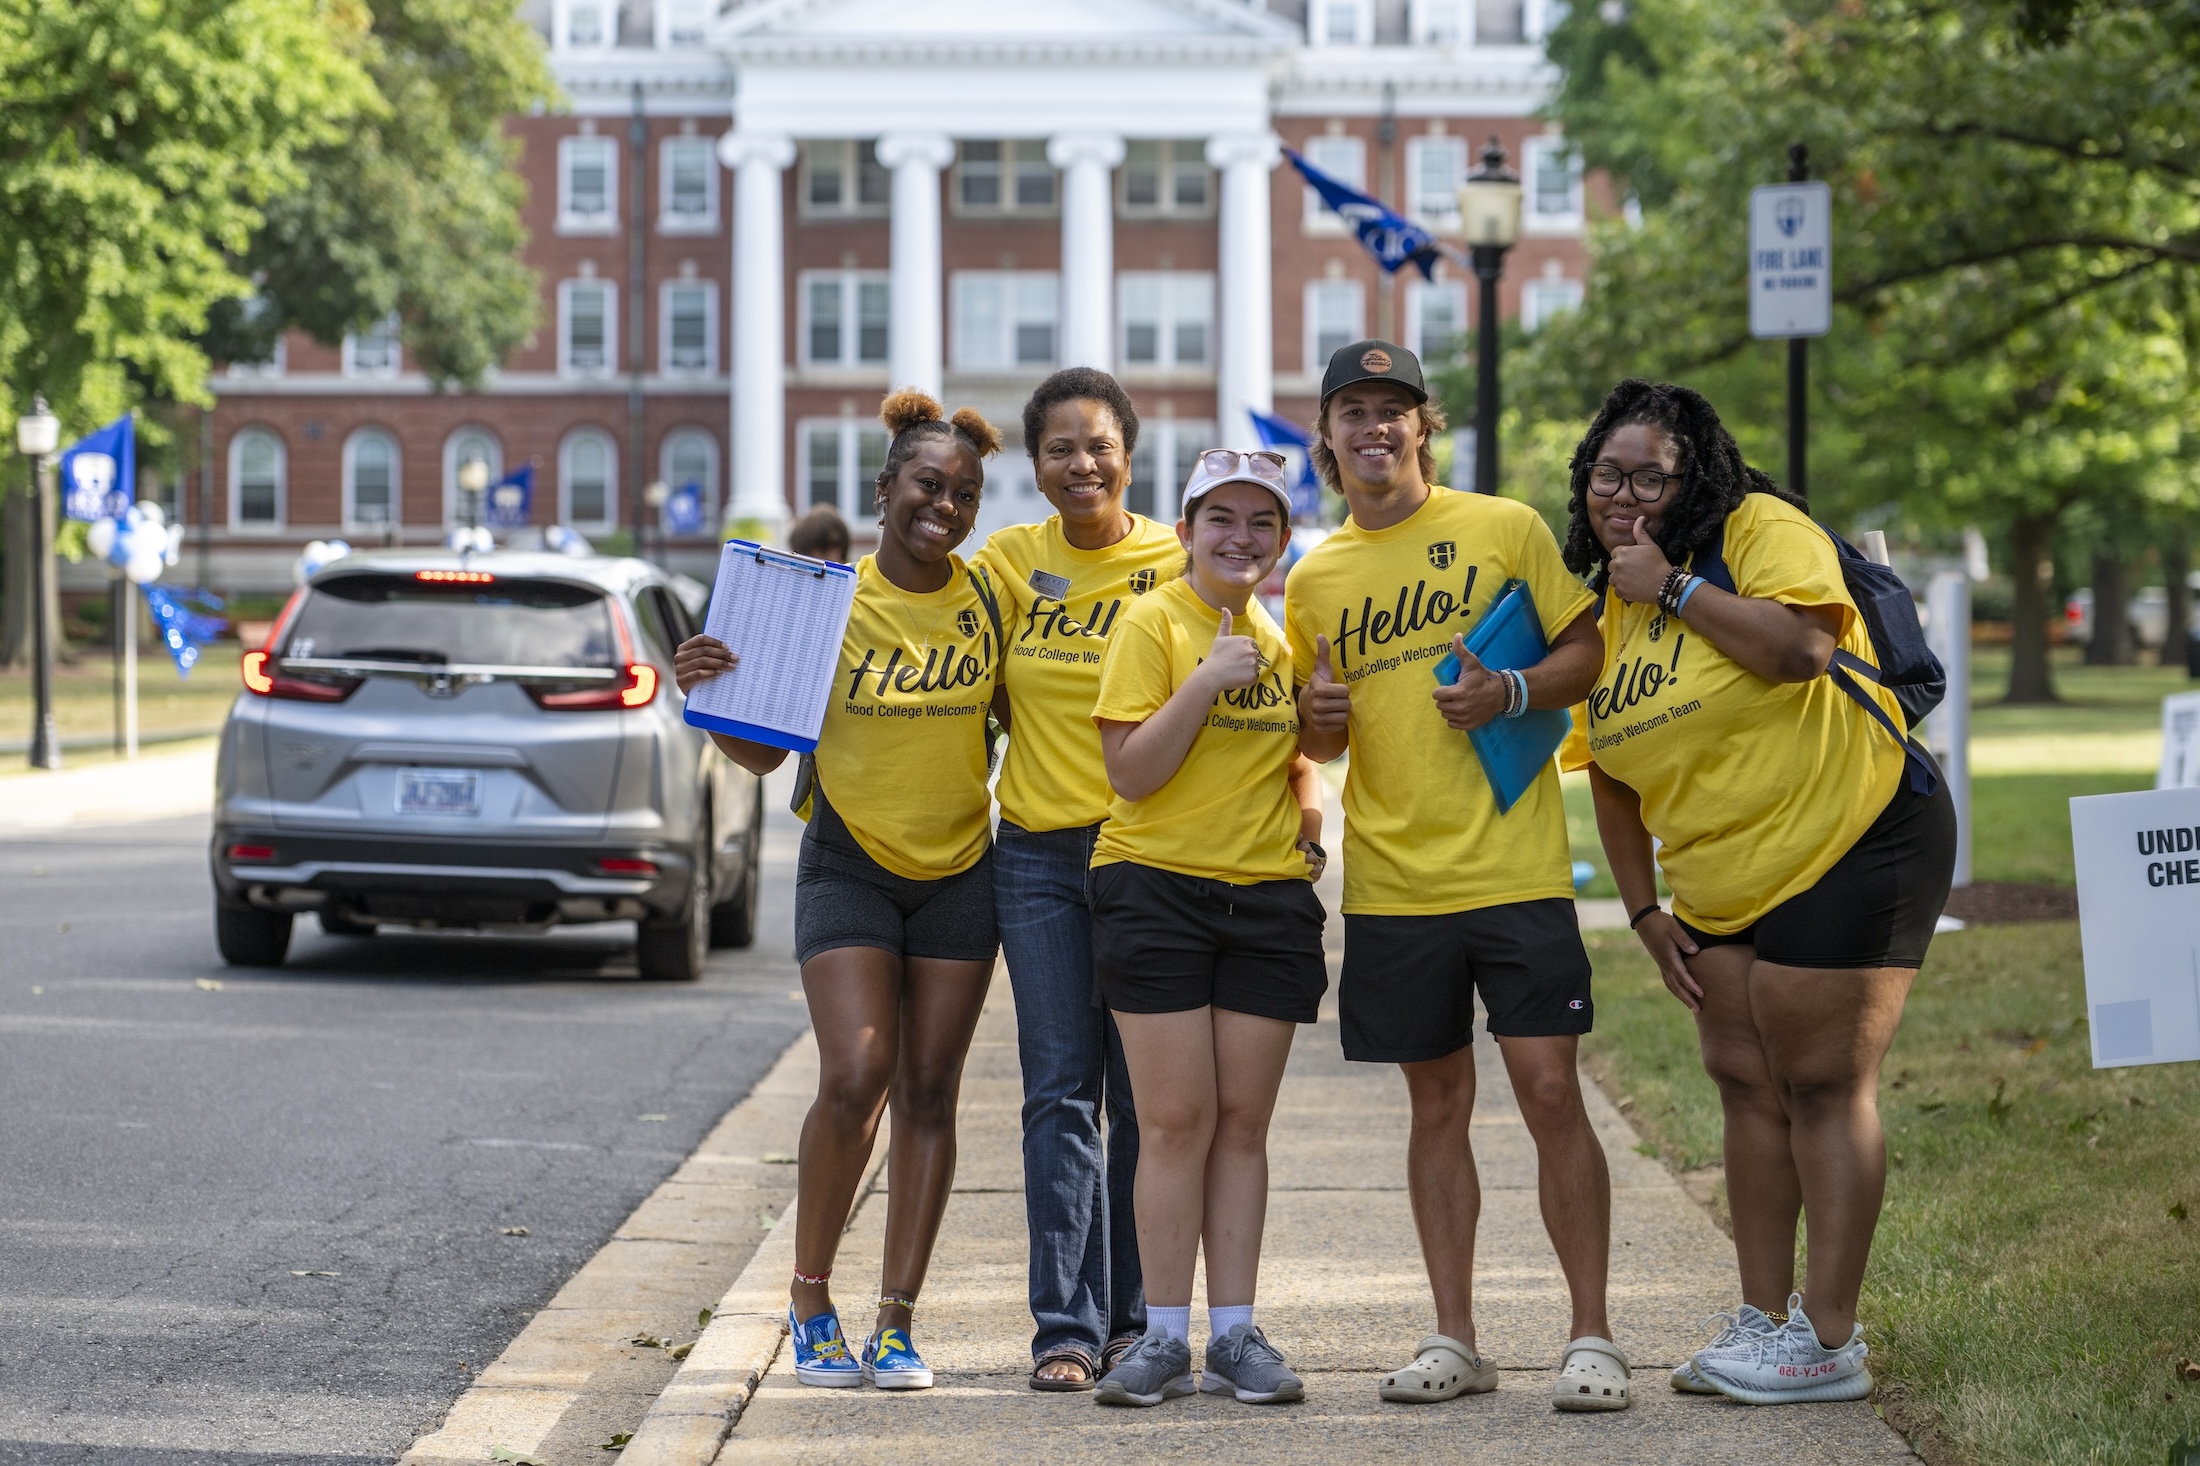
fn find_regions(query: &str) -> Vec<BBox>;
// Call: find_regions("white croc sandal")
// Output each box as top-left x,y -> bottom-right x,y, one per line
1378,1334 -> 1498,1403
1552,1335 -> 1632,1412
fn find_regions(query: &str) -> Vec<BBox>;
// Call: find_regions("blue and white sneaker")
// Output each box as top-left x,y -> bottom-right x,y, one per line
1692,1293 -> 1872,1405
789,1305 -> 863,1388
1672,1305 -> 1777,1393
861,1325 -> 935,1390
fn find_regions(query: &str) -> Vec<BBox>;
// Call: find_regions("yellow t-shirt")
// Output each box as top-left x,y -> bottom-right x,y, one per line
970,515 -> 1185,833
811,554 -> 1000,881
1584,493 -> 1905,934
1284,486 -> 1598,916
1090,578 -> 1306,884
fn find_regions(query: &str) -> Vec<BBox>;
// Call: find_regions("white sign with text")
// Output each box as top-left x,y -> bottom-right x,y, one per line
2158,691 -> 2200,788
1748,182 -> 1832,339
2070,787 -> 2200,1068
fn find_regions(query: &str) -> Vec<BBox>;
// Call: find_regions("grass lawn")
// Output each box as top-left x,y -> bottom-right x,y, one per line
0,641 -> 241,751
1583,925 -> 2200,1465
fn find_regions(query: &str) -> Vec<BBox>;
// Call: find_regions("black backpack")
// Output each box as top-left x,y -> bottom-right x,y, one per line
1691,510 -> 1944,795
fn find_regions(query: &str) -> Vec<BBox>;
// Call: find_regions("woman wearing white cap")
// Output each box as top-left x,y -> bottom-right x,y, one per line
1085,450 -> 1328,1409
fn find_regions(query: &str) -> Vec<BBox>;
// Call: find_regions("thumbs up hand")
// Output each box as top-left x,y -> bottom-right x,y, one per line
1198,607 -> 1266,693
1432,633 -> 1510,731
1608,513 -> 1675,607
1299,633 -> 1351,734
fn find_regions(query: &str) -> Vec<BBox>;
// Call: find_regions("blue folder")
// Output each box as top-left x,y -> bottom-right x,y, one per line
1432,578 -> 1573,814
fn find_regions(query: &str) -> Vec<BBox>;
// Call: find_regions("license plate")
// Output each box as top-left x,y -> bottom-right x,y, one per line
398,769 -> 481,816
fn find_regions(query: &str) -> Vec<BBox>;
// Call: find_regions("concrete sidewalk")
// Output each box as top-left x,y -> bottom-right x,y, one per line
0,739 -> 216,834
704,947 -> 1918,1463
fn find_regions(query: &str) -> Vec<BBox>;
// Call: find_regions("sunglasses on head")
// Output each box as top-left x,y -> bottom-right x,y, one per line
1198,448 -> 1289,482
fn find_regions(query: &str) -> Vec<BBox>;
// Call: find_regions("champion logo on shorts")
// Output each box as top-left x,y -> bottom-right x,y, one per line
1568,999 -> 1585,1010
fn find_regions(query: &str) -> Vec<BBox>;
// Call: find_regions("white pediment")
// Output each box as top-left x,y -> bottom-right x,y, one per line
716,0 -> 1297,60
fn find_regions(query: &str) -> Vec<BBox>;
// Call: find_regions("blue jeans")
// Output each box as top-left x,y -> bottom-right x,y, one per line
994,819 -> 1144,1362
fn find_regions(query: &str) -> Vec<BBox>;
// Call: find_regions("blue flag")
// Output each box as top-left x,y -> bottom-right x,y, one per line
60,413 -> 135,522
1285,148 -> 1443,281
484,465 -> 534,530
665,481 -> 705,536
1247,408 -> 1326,520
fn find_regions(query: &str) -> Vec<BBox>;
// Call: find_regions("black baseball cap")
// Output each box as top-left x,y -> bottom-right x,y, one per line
1320,339 -> 1428,409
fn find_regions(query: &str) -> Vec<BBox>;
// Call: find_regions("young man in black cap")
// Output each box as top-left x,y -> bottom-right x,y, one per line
1283,341 -> 1631,1412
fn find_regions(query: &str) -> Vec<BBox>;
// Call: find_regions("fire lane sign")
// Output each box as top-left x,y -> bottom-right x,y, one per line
1749,181 -> 1832,339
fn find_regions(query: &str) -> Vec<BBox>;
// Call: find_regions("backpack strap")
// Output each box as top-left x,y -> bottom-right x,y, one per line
967,564 -> 1008,776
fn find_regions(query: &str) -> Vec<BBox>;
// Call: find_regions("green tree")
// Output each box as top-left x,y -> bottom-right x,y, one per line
1524,0 -> 2200,701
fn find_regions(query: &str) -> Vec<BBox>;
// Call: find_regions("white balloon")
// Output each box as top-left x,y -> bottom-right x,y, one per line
87,518 -> 117,560
125,547 -> 165,585
135,500 -> 165,527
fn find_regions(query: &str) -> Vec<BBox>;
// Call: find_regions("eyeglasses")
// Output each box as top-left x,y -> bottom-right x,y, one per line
1588,463 -> 1683,501
1198,449 -> 1289,482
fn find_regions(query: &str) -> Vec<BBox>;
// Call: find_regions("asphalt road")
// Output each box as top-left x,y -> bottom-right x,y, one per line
0,798 -> 810,1465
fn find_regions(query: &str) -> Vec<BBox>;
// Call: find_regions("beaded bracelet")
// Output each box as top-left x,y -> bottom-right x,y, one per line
1655,566 -> 1692,615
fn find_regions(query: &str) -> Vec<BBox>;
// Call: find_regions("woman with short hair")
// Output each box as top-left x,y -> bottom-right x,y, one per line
1567,379 -> 1956,1406
674,390 -> 1005,1392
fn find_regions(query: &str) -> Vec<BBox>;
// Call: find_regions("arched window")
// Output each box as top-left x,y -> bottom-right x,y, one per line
659,428 -> 717,534
560,428 -> 618,529
343,428 -> 401,529
443,427 -> 504,527
228,428 -> 285,529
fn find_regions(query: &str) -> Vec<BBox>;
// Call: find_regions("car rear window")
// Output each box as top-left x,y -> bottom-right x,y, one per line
281,574 -> 618,668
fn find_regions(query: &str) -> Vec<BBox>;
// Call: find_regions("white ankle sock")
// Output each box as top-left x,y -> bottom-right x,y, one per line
1150,1306 -> 1192,1344
1208,1304 -> 1253,1344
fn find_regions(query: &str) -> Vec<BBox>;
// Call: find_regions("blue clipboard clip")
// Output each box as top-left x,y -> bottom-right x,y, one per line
1431,578 -> 1572,815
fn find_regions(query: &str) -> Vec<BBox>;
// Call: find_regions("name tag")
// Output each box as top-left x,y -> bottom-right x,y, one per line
1029,570 -> 1071,602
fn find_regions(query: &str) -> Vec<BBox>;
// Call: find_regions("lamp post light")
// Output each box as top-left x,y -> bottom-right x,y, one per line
457,458 -> 491,533
17,395 -> 61,770
1457,137 -> 1522,497
643,479 -> 670,565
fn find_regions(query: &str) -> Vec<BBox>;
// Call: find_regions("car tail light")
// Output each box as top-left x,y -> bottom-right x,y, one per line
227,843 -> 276,862
241,650 -> 362,703
417,569 -> 495,584
598,858 -> 659,875
526,662 -> 657,711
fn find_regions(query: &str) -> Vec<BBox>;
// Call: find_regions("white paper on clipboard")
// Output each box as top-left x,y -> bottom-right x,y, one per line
683,540 -> 858,752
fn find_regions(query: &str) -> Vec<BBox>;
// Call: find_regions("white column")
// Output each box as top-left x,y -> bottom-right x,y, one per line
875,133 -> 955,399
1208,132 -> 1280,449
1048,133 -> 1126,372
719,130 -> 796,530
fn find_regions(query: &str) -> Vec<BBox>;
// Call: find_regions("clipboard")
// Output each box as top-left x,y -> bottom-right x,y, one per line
1433,578 -> 1574,814
682,539 -> 858,753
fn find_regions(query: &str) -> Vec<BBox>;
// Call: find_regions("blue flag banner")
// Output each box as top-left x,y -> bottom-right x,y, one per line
665,481 -> 705,536
1284,147 -> 1443,281
484,465 -> 534,530
60,413 -> 135,523
1247,408 -> 1326,520
141,584 -> 226,676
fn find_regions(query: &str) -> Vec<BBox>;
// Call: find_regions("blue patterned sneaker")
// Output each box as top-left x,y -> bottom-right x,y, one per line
1692,1293 -> 1873,1405
788,1305 -> 863,1388
861,1325 -> 935,1390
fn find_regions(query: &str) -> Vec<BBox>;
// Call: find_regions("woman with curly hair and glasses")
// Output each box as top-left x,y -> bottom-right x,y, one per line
1564,379 -> 1955,1407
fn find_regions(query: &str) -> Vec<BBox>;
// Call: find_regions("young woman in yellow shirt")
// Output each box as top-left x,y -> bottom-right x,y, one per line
1085,452 -> 1328,1408
1568,379 -> 1956,1407
673,391 -> 1005,1393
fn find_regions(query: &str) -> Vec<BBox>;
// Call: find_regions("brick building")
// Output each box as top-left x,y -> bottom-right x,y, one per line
191,0 -> 1594,592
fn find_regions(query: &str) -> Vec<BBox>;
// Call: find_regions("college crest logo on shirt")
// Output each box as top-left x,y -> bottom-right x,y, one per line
1426,540 -> 1456,570
956,608 -> 980,638
1127,569 -> 1156,594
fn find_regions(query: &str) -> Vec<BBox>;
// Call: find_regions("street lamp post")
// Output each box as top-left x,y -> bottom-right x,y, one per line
1457,138 -> 1522,497
17,395 -> 61,770
643,480 -> 669,565
457,458 -> 490,535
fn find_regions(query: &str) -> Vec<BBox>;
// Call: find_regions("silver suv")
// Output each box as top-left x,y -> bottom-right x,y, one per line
209,550 -> 762,980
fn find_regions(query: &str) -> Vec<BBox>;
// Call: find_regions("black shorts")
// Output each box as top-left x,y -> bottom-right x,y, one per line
1089,861 -> 1329,1024
1678,750 -> 1956,970
794,790 -> 999,966
1340,898 -> 1593,1063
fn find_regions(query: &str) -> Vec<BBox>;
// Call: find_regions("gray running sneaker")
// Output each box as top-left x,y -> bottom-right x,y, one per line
1094,1328 -> 1195,1407
1200,1323 -> 1305,1404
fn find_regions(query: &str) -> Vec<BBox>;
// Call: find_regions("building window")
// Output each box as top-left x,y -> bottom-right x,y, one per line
555,0 -> 617,49
1313,0 -> 1372,44
800,140 -> 890,218
560,429 -> 618,528
799,419 -> 890,518
1477,0 -> 1527,44
1301,134 -> 1365,232
660,429 -> 718,530
1408,135 -> 1468,231
1119,273 -> 1214,373
799,272 -> 890,368
1524,135 -> 1585,231
1120,141 -> 1213,217
952,272 -> 1059,372
342,313 -> 401,378
1415,0 -> 1469,43
661,281 -> 717,375
1522,273 -> 1586,332
229,429 -> 284,529
660,136 -> 718,231
559,134 -> 618,234
1125,420 -> 1216,522
955,141 -> 1056,215
1305,279 -> 1365,374
560,280 -> 617,376
1408,278 -> 1469,363
226,335 -> 287,380
342,428 -> 400,530
444,427 -> 503,528
655,0 -> 708,46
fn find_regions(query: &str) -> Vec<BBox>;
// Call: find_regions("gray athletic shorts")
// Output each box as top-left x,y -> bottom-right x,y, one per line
793,788 -> 999,966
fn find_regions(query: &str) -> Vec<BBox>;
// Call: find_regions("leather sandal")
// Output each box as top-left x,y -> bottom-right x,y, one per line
1029,1345 -> 1097,1392
1552,1335 -> 1632,1411
1100,1333 -> 1142,1374
1379,1334 -> 1499,1403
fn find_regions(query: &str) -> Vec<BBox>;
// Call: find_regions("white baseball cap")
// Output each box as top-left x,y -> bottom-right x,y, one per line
1179,448 -> 1295,518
